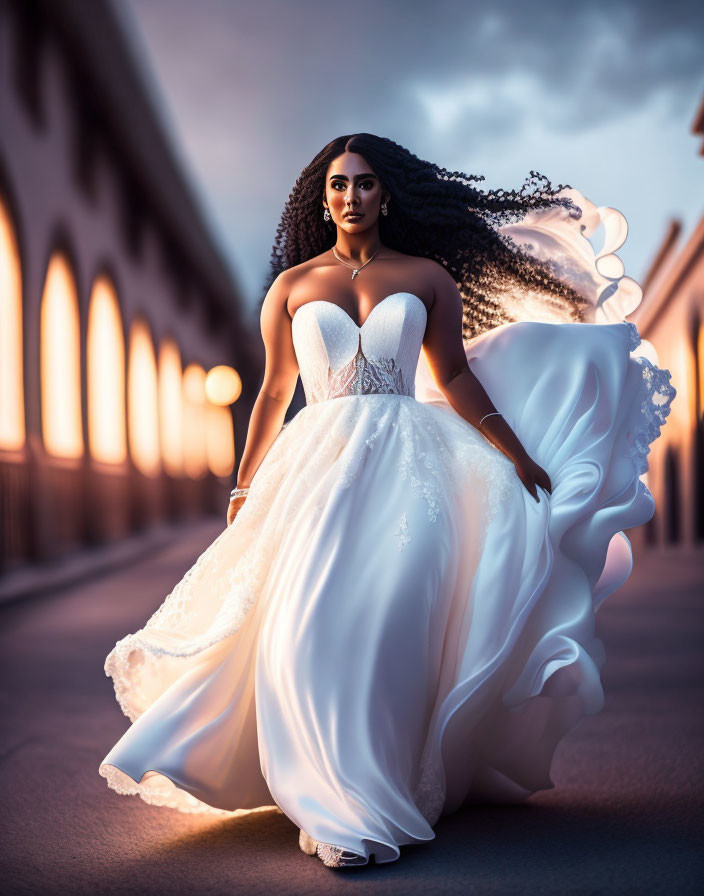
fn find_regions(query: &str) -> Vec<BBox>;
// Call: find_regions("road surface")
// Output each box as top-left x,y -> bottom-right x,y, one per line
1,521 -> 702,894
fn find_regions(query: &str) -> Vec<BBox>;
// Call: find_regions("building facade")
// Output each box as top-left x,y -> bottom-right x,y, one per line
628,92 -> 704,550
0,0 -> 263,574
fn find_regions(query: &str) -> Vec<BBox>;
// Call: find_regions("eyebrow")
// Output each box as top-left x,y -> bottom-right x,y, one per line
328,173 -> 377,181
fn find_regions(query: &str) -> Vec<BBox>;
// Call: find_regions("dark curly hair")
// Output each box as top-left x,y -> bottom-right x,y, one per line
260,133 -> 590,340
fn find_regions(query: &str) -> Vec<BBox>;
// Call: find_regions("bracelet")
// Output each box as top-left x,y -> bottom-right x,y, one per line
479,411 -> 502,427
230,487 -> 250,500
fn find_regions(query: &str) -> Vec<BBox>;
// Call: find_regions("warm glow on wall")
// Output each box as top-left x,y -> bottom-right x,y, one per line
0,197 -> 25,451
40,252 -> 83,459
87,275 -> 126,464
158,337 -> 184,476
205,365 -> 242,406
182,362 -> 208,479
698,320 -> 704,421
206,403 -> 235,477
127,317 -> 160,477
675,336 -> 694,429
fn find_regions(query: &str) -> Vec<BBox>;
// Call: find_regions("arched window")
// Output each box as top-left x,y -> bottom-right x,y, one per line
697,313 -> 704,423
694,313 -> 704,540
182,363 -> 208,479
0,195 -> 25,451
127,316 -> 160,477
158,336 -> 184,477
203,365 -> 239,479
40,252 -> 83,459
87,274 -> 126,464
664,444 -> 681,544
206,404 -> 235,478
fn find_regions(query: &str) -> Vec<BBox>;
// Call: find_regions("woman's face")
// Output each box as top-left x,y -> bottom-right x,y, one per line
323,151 -> 387,232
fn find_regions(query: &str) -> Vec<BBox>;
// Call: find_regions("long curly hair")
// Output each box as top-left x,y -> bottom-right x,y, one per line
260,133 -> 590,340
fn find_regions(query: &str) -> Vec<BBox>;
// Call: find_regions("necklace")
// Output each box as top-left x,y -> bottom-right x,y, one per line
332,246 -> 382,280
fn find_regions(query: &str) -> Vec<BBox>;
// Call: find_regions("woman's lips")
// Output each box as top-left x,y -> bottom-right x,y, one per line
345,213 -> 363,220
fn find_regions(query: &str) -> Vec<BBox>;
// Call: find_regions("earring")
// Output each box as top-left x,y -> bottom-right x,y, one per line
381,200 -> 388,216
323,208 -> 331,221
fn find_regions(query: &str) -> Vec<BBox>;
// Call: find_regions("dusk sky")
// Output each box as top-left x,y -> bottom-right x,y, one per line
119,0 -> 704,326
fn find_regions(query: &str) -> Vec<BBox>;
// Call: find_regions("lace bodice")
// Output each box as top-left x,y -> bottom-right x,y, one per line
291,292 -> 428,405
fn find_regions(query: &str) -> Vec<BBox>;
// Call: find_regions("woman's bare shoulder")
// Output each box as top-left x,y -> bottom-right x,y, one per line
385,251 -> 448,279
273,252 -> 331,288
389,254 -> 455,301
416,255 -> 457,290
412,254 -> 450,275
264,254 -> 332,320
266,258 -> 314,293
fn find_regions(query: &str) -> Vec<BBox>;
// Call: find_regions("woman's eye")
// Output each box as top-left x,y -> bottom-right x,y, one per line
331,180 -> 374,191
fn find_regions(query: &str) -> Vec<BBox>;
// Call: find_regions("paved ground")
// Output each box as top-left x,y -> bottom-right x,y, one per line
1,521 -> 702,895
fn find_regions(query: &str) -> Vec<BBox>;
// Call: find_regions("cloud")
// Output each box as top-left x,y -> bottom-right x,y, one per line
121,0 -> 704,311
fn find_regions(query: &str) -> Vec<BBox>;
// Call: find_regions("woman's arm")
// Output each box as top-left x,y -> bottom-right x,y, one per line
421,264 -> 551,502
234,272 -> 300,491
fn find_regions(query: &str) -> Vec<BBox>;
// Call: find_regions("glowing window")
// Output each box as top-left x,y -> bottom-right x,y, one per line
127,317 -> 160,476
158,337 -> 184,477
40,252 -> 83,459
697,315 -> 704,422
206,403 -> 235,478
87,274 -> 126,464
0,197 -> 25,451
182,362 -> 208,479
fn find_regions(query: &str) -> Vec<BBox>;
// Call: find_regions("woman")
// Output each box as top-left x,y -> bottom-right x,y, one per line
99,133 -> 676,869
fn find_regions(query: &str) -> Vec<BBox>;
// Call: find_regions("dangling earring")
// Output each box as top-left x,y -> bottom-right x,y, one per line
381,199 -> 388,216
323,208 -> 331,221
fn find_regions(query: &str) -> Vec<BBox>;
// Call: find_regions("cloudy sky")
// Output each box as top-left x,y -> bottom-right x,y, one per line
119,0 -> 704,326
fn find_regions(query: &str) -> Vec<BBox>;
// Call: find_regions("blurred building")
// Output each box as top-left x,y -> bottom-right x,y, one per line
0,0 -> 263,575
628,91 -> 704,550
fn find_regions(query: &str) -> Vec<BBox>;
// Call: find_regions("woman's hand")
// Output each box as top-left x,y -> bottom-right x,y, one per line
513,454 -> 552,503
227,494 -> 248,526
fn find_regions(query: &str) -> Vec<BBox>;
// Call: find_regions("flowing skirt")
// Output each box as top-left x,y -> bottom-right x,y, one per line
99,314 -> 675,864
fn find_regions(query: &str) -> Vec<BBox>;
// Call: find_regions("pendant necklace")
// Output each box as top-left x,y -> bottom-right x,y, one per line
332,245 -> 382,280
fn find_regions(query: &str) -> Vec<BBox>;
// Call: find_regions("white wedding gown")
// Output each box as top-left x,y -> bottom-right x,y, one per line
99,190 -> 676,864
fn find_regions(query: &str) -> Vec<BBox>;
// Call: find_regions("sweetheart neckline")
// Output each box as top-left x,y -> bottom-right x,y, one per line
290,292 -> 427,330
